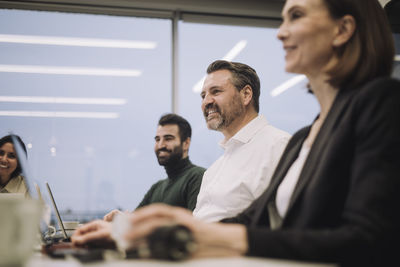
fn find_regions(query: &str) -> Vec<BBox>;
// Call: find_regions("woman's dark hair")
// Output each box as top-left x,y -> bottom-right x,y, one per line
323,0 -> 395,89
0,134 -> 27,179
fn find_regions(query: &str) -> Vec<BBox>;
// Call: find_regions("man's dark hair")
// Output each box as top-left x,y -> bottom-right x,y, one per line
0,134 -> 27,179
158,113 -> 192,142
207,60 -> 260,113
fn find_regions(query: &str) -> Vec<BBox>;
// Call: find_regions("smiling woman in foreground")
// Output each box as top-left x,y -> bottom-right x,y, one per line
72,0 -> 400,266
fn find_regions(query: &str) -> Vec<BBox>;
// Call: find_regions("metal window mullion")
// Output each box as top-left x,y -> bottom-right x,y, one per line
171,10 -> 180,114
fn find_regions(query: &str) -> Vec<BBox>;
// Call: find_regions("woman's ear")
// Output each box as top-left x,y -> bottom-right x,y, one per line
333,15 -> 356,47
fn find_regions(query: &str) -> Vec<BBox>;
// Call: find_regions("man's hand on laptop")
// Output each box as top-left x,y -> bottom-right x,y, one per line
71,220 -> 115,248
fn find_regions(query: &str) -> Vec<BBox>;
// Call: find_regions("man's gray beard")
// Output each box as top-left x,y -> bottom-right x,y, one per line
206,95 -> 245,131
206,115 -> 224,131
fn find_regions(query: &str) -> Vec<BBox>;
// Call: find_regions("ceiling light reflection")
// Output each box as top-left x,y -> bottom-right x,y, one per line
0,111 -> 119,119
222,40 -> 247,61
0,34 -> 157,49
0,96 -> 127,105
270,75 -> 307,97
192,40 -> 248,93
0,64 -> 141,77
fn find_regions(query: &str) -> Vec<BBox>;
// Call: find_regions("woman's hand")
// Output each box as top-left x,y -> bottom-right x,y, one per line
126,203 -> 249,258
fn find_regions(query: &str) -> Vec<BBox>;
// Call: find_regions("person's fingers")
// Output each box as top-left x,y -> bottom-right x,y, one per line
73,220 -> 103,235
125,204 -> 199,245
72,227 -> 112,246
71,220 -> 110,245
103,210 -> 120,222
103,212 -> 112,222
130,204 -> 190,225
125,217 -> 175,242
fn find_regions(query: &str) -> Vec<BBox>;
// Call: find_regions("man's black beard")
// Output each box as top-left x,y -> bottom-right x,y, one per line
156,145 -> 184,167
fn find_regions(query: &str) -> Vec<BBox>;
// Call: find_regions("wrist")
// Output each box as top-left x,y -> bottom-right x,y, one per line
193,222 -> 248,256
111,213 -> 132,252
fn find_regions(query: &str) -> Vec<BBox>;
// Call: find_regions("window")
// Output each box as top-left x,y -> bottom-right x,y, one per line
9,8 -> 389,223
0,9 -> 171,221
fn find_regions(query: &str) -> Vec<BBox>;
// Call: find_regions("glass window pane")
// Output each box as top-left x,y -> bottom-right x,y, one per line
0,9 -> 171,221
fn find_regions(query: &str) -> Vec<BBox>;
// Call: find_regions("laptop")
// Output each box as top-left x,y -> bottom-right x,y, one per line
45,182 -> 70,241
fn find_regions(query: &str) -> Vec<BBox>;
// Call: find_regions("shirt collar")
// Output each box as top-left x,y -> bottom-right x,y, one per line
219,115 -> 268,149
0,175 -> 23,193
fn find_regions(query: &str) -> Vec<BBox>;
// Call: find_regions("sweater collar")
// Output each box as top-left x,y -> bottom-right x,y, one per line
165,157 -> 191,178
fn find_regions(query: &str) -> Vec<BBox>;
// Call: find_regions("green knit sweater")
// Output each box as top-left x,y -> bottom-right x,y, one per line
136,157 -> 205,211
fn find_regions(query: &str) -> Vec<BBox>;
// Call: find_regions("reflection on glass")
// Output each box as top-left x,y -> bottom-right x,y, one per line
0,9 -> 171,221
1,10 -> 338,223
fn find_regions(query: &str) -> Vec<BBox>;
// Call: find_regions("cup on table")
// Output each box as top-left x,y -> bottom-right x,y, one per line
0,194 -> 41,266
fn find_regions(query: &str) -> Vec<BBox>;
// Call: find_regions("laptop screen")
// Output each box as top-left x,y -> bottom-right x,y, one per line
46,182 -> 69,240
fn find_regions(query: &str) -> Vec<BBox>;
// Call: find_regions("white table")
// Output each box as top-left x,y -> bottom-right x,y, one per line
26,253 -> 337,267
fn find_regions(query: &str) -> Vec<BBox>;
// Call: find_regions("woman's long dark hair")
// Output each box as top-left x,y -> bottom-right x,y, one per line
323,0 -> 395,89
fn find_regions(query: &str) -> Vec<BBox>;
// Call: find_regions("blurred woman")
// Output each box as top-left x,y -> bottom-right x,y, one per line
71,0 -> 400,266
0,135 -> 28,196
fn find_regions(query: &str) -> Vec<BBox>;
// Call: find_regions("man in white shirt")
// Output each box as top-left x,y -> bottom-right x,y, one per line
194,60 -> 290,222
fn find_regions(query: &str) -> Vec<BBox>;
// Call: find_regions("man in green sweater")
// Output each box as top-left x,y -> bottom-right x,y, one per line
104,113 -> 205,221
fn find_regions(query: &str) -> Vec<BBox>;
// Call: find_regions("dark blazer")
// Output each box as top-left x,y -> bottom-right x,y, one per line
223,77 -> 400,266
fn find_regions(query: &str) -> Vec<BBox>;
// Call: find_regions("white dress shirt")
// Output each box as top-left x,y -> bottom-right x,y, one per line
193,115 -> 290,222
276,142 -> 310,218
